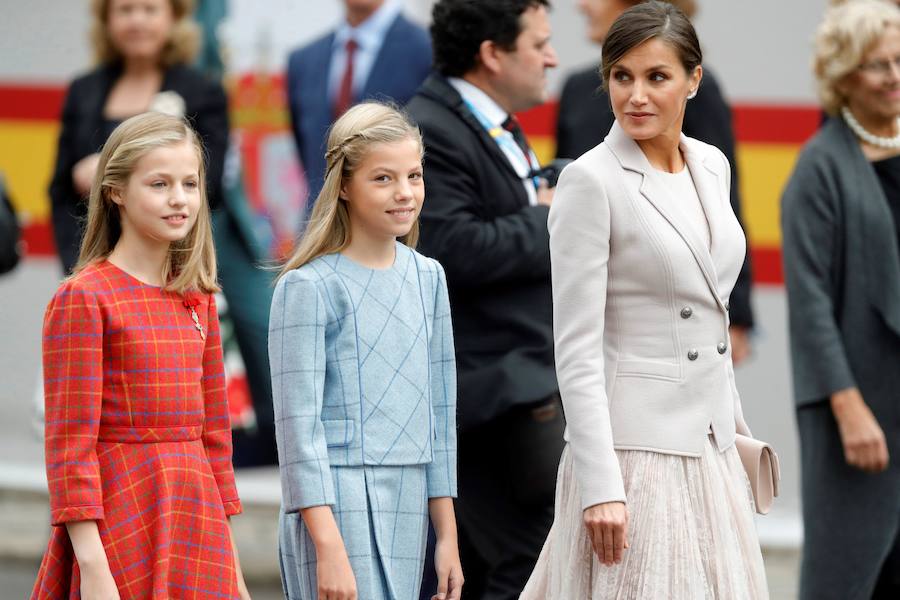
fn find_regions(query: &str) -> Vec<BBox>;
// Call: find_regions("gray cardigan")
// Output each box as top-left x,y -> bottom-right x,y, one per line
781,117 -> 900,599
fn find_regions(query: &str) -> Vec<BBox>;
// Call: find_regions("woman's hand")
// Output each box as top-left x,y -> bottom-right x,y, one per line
583,501 -> 629,566
831,387 -> 889,472
432,534 -> 464,600
72,153 -> 100,196
315,541 -> 357,600
79,562 -> 120,600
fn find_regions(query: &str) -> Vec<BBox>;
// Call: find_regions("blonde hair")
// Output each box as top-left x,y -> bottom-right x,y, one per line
279,102 -> 424,278
75,112 -> 219,294
91,0 -> 199,67
815,0 -> 900,115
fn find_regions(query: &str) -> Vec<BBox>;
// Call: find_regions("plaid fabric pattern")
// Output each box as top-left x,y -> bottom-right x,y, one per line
279,464 -> 429,600
270,243 -> 456,598
269,243 -> 457,511
32,260 -> 242,599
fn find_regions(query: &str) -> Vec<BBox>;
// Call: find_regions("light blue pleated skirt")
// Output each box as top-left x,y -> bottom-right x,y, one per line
278,464 -> 429,600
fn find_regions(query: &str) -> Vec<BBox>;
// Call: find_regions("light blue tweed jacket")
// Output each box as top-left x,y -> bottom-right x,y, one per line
269,243 -> 457,511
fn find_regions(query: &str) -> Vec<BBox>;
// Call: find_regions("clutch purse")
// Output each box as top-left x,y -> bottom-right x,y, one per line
734,434 -> 781,515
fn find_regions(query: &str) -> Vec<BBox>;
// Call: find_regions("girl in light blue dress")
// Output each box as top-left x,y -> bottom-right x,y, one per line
269,102 -> 463,600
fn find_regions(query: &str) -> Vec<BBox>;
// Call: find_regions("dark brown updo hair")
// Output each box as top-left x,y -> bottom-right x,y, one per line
601,1 -> 702,89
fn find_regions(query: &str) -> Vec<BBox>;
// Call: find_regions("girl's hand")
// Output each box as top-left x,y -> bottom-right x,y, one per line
831,388 -> 889,472
72,153 -> 101,196
583,501 -> 629,566
432,535 -> 464,600
316,542 -> 357,600
79,562 -> 120,600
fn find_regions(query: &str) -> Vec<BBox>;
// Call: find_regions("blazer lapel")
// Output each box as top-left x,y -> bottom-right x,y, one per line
682,139 -> 728,284
362,15 -> 401,96
835,122 -> 900,337
606,123 -> 724,307
307,34 -> 335,134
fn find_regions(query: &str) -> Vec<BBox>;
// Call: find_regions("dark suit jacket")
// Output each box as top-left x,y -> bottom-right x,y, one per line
286,13 -> 432,210
406,74 -> 557,431
782,116 -> 900,600
556,65 -> 755,328
49,63 -> 228,273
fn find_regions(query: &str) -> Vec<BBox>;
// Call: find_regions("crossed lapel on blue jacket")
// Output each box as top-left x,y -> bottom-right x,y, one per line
606,122 -> 726,310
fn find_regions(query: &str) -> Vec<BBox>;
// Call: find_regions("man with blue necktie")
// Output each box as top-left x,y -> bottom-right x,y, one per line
286,0 -> 432,218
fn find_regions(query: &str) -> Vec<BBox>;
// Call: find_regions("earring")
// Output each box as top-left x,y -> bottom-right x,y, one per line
687,88 -> 698,100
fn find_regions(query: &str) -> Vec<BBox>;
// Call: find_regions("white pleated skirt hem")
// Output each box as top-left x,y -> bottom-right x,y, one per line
521,435 -> 769,599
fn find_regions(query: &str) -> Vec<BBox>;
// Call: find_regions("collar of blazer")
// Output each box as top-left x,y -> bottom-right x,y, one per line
418,74 -> 531,207
823,118 -> 900,337
605,121 -> 728,311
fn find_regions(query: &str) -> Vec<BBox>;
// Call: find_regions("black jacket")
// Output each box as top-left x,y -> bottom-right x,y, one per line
556,65 -> 755,327
406,74 -> 557,430
49,63 -> 228,273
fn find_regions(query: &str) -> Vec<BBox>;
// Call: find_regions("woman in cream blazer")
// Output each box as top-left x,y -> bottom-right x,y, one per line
521,3 -> 767,598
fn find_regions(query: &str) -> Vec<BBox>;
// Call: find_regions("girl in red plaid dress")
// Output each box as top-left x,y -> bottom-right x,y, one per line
31,112 -> 251,599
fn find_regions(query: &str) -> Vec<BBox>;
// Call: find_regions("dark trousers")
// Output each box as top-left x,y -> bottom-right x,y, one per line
873,532 -> 900,599
212,210 -> 277,467
453,395 -> 565,600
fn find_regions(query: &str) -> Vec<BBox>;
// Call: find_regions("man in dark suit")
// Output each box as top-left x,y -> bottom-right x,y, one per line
406,1 -> 563,598
286,0 -> 431,215
556,0 -> 756,355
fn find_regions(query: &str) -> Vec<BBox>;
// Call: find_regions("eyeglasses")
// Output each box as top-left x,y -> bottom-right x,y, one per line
857,55 -> 900,77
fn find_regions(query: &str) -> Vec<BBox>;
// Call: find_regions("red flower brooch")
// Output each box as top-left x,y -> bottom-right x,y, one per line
182,293 -> 205,340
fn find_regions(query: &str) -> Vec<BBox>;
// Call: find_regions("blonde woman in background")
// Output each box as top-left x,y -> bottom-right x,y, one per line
782,1 -> 900,598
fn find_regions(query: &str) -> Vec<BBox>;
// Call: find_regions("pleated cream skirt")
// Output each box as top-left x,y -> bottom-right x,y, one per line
521,435 -> 769,599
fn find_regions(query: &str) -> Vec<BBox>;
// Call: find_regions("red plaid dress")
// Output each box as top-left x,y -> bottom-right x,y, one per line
31,260 -> 243,599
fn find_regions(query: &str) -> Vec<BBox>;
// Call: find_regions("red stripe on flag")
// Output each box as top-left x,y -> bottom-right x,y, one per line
0,84 -> 66,120
517,101 -> 558,137
21,221 -> 57,257
733,105 -> 820,145
750,246 -> 783,285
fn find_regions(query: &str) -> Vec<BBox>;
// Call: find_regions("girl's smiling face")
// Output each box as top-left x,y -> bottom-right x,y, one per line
112,140 -> 202,248
341,137 -> 424,242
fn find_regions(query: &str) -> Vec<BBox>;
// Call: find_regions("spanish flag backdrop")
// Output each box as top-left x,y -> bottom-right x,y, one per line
0,79 -> 820,286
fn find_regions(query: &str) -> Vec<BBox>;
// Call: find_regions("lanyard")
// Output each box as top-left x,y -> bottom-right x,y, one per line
463,99 -> 540,190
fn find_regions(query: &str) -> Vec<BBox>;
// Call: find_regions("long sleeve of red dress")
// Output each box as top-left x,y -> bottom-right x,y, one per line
43,279 -> 106,525
200,294 -> 242,516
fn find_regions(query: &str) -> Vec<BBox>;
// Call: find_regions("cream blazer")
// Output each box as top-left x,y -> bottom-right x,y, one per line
550,122 -> 752,510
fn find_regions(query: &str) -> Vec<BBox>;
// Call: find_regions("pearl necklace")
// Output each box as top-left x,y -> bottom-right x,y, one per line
841,106 -> 900,148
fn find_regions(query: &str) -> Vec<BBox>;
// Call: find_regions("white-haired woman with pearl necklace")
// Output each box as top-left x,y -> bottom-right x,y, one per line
782,0 -> 900,598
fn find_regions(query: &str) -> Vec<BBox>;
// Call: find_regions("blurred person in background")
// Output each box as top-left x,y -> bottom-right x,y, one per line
556,0 -> 755,362
782,1 -> 900,598
48,0 -> 277,466
406,1 -> 564,598
286,0 -> 431,219
1,172 -> 22,275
